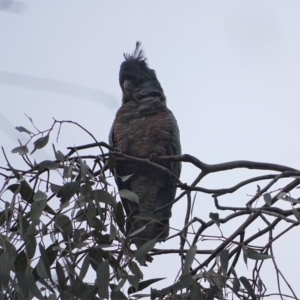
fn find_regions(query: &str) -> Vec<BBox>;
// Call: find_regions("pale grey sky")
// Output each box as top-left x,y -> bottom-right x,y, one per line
1,1 -> 300,298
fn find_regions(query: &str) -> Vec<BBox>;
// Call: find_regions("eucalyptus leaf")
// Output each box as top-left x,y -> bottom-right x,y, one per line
183,244 -> 197,274
37,160 -> 59,170
292,208 -> 300,223
54,215 -> 73,240
127,225 -> 146,237
239,276 -> 256,300
33,190 -> 47,201
63,165 -> 73,178
232,276 -> 240,294
134,239 -> 156,264
119,189 -> 139,203
280,195 -> 300,204
55,150 -> 65,162
15,126 -> 32,135
31,133 -> 50,154
92,190 -> 117,208
246,249 -> 272,260
11,145 -> 29,155
263,193 -> 272,206
96,259 -> 110,299
209,212 -> 220,227
220,249 -> 229,277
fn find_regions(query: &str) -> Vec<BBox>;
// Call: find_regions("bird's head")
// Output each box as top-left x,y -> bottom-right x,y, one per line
120,42 -> 164,103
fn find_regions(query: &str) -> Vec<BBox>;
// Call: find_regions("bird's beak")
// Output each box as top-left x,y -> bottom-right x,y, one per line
123,80 -> 131,91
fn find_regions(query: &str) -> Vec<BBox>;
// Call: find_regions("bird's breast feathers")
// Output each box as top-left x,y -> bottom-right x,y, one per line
113,100 -> 177,158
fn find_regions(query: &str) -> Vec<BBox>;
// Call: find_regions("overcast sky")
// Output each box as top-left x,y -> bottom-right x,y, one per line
1,1 -> 300,298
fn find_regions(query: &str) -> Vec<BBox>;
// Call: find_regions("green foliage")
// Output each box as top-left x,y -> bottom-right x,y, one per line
0,119 -> 299,299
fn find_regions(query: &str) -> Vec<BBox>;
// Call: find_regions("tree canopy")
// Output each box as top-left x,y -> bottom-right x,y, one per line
0,118 -> 299,300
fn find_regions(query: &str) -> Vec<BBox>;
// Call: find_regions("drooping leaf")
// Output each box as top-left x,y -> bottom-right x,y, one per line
189,281 -> 204,300
37,160 -> 59,170
127,226 -> 146,237
128,277 -> 166,294
243,246 -> 248,267
31,133 -> 50,154
232,276 -> 240,294
110,284 -> 128,300
63,165 -> 73,178
174,273 -> 194,293
80,183 -> 92,197
263,193 -> 272,206
73,228 -> 86,244
50,183 -> 62,194
15,126 -> 32,135
107,154 -> 116,171
36,259 -> 48,279
119,189 -> 139,203
115,202 -> 125,233
239,276 -> 256,300
277,192 -> 286,199
246,249 -> 272,260
19,214 -> 30,239
7,181 -> 34,203
25,267 -> 45,299
57,181 -> 80,205
0,251 -> 13,286
220,249 -> 229,277
39,243 -> 52,279
75,209 -> 86,222
96,259 -> 110,299
8,181 -> 54,214
31,191 -> 47,221
91,190 -> 117,208
70,274 -> 86,297
11,145 -> 29,155
86,202 -> 107,232
134,239 -> 156,265
257,278 -> 263,292
55,150 -> 65,162
89,249 -> 104,271
25,236 -> 37,259
80,159 -> 90,181
279,195 -> 300,204
79,286 -> 99,300
109,224 -> 116,242
33,190 -> 47,201
0,211 -> 7,227
79,254 -> 90,280
129,261 -> 143,280
42,223 -> 48,235
204,270 -> 224,287
14,250 -> 28,273
292,208 -> 300,223
56,261 -> 66,289
0,237 -> 17,259
115,277 -> 127,292
183,244 -> 197,274
209,212 -> 220,227
54,215 -> 73,240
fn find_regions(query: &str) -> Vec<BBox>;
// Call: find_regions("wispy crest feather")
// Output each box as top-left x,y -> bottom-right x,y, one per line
124,41 -> 146,61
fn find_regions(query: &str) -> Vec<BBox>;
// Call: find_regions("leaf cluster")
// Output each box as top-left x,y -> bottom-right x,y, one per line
0,119 -> 299,299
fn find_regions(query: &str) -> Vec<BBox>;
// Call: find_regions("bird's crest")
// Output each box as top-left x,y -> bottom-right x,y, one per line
123,41 -> 146,62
